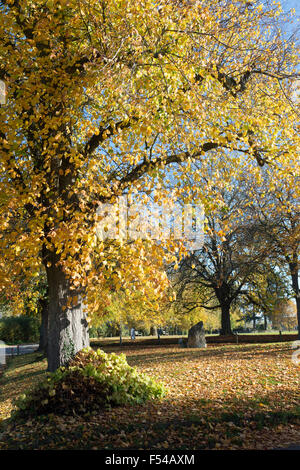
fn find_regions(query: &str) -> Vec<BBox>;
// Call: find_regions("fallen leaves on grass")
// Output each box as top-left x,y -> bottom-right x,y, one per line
0,343 -> 299,450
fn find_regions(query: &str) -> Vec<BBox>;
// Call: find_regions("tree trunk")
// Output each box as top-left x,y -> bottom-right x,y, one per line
289,264 -> 300,339
46,263 -> 89,372
220,303 -> 232,336
296,296 -> 300,340
150,326 -> 157,336
119,323 -> 122,345
37,297 -> 49,354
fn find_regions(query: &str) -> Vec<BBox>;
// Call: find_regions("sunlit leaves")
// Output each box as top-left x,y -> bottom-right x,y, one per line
0,0 -> 299,318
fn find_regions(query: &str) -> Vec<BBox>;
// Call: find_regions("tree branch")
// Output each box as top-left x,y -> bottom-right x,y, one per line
83,117 -> 138,156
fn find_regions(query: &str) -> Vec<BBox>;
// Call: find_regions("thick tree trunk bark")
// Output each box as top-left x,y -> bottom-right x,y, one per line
289,264 -> 300,339
220,303 -> 232,336
46,263 -> 89,372
37,297 -> 49,354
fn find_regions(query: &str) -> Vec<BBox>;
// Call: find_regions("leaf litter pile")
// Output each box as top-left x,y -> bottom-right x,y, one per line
0,342 -> 299,450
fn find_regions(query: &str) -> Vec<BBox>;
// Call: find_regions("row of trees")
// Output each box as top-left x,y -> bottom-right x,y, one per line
167,163 -> 299,335
0,160 -> 298,349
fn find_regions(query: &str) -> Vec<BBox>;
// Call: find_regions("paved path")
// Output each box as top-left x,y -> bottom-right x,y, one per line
0,344 -> 38,374
3,343 -> 38,358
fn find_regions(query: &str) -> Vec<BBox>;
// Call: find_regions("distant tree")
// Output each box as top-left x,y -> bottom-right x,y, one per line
165,283 -> 222,332
246,170 -> 300,337
91,241 -> 169,342
239,263 -> 291,330
271,299 -> 298,331
0,272 -> 48,351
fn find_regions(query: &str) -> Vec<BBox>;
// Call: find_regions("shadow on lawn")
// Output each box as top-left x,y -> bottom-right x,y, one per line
0,354 -> 47,408
113,344 -> 293,367
0,347 -> 298,450
0,368 -> 45,388
118,387 -> 300,442
1,387 -> 298,450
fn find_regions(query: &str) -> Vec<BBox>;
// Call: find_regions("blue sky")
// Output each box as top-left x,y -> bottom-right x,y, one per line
278,1 -> 300,38
282,0 -> 299,14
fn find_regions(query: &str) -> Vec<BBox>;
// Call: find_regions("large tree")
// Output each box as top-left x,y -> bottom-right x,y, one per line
0,0 -> 299,370
170,170 -> 272,335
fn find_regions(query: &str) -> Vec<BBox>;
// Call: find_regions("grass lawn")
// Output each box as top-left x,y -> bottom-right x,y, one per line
0,342 -> 299,450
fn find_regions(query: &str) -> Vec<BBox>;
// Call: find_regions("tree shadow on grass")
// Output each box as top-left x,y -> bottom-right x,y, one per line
3,387 -> 297,450
0,348 -> 298,450
0,368 -> 45,389
117,344 -> 293,367
0,354 -> 47,408
110,388 -> 300,448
